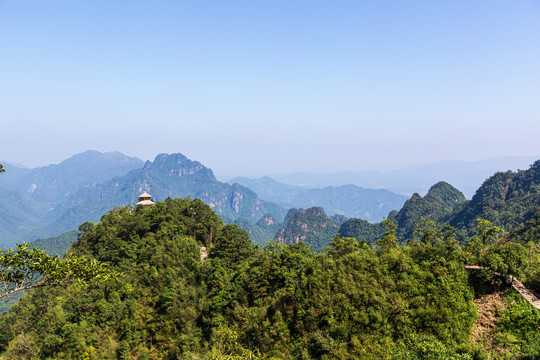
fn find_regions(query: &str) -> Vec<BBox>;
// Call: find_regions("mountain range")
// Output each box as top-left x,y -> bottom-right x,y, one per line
0,151 -> 286,248
273,161 -> 540,251
2,151 -> 538,252
227,176 -> 407,222
268,156 -> 538,198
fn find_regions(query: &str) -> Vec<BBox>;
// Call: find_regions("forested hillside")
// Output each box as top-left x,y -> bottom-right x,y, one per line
390,181 -> 467,240
335,161 -> 540,246
449,160 -> 540,233
274,207 -> 341,252
0,197 -> 477,359
2,190 -> 540,358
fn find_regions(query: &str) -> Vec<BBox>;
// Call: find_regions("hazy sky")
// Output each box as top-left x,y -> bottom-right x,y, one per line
1,1 -> 539,177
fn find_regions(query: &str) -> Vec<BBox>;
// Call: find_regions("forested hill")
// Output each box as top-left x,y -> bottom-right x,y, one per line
448,159 -> 540,233
390,181 -> 467,240
274,207 -> 342,252
382,160 -> 540,243
0,197 -> 480,359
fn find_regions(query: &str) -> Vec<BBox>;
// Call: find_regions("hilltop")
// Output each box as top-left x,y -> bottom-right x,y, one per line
0,197 -> 478,359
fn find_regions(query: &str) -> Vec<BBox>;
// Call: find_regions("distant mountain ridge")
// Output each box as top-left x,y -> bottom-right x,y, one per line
46,153 -> 287,236
3,150 -> 144,205
0,151 -> 287,247
268,156 -> 538,198
0,151 -> 145,247
228,176 -> 407,222
2,152 -> 538,253
275,160 -> 540,251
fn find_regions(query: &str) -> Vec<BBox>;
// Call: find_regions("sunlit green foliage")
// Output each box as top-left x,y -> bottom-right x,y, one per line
338,218 -> 384,245
0,242 -> 117,300
450,160 -> 540,234
2,194 -> 540,359
511,210 -> 540,244
491,291 -> 540,358
275,207 -> 339,252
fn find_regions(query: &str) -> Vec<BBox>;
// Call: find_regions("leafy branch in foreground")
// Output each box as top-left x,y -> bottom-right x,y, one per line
0,242 -> 118,300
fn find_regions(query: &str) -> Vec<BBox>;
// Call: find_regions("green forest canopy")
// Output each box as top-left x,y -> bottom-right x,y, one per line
0,197 -> 539,359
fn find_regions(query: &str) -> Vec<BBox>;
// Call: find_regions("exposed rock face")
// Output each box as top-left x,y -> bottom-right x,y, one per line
257,213 -> 278,226
151,153 -> 212,178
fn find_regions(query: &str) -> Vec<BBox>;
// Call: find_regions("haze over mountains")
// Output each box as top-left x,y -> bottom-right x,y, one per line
274,161 -> 540,252
0,151 -> 286,247
227,176 -> 407,222
266,156 -> 538,198
0,150 -> 537,250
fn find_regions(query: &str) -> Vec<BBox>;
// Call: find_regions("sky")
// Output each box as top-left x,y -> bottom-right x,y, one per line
1,0 -> 539,177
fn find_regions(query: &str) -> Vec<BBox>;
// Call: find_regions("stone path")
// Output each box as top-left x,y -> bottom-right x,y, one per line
464,265 -> 540,310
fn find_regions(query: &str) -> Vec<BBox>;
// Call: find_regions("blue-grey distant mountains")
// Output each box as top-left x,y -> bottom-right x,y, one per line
1,150 -> 144,204
0,151 -> 144,247
45,153 -> 287,236
0,152 -> 287,248
227,176 -> 407,222
266,156 -> 537,198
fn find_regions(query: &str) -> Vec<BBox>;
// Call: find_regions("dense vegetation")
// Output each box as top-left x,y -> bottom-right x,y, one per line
338,218 -> 384,245
274,207 -> 340,252
449,160 -> 540,236
30,230 -> 78,257
3,194 -> 540,359
0,160 -> 539,359
389,182 -> 467,241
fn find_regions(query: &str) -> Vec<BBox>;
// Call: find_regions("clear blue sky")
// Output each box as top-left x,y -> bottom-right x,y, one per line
1,0 -> 539,176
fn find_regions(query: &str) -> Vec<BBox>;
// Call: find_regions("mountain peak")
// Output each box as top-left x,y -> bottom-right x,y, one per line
424,181 -> 466,209
149,153 -> 215,180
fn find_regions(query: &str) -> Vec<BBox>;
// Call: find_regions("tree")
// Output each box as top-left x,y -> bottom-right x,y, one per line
0,242 -> 117,300
210,225 -> 255,270
0,163 -> 4,173
475,218 -> 503,245
378,218 -> 398,253
326,236 -> 363,258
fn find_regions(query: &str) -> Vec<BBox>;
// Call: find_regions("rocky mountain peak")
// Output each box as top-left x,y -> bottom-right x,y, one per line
305,207 -> 327,217
149,153 -> 216,180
